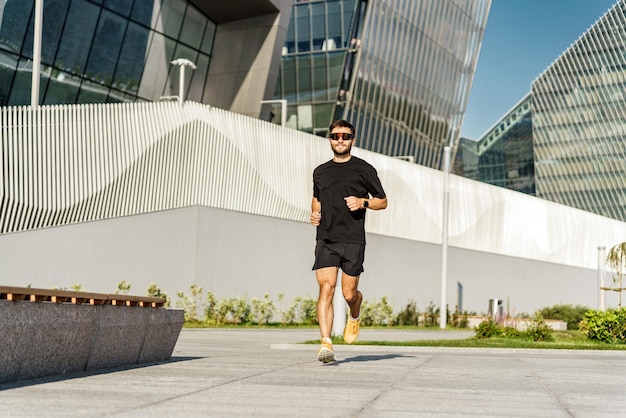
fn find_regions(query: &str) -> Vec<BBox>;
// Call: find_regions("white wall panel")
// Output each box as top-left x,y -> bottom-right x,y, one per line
1,102 -> 626,273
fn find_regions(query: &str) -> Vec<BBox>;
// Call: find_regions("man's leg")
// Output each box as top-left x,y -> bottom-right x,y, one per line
316,266 -> 339,340
341,272 -> 362,344
341,272 -> 362,318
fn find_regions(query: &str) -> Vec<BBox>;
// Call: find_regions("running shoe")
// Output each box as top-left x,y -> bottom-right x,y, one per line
343,316 -> 361,344
317,340 -> 335,363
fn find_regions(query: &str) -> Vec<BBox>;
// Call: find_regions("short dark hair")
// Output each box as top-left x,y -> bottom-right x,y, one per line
328,119 -> 355,135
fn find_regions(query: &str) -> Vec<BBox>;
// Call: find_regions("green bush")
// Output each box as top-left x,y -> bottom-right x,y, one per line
395,300 -> 420,326
536,304 -> 590,330
361,296 -> 395,326
579,308 -> 626,344
524,315 -> 554,342
475,319 -> 502,339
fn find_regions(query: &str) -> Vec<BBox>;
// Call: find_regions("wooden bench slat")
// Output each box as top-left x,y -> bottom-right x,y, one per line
0,286 -> 165,308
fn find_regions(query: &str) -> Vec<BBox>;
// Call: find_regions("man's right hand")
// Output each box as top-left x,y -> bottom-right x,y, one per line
310,211 -> 321,226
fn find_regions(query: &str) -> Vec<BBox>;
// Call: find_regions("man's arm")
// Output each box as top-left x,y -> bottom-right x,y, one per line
344,196 -> 388,211
310,197 -> 322,226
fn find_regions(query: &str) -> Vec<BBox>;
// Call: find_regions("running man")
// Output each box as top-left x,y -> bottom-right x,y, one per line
310,119 -> 388,363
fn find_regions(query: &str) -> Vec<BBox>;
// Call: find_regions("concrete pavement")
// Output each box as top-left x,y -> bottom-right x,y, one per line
0,328 -> 625,417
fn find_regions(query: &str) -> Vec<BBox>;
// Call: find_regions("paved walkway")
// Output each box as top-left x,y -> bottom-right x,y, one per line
1,328 -> 625,417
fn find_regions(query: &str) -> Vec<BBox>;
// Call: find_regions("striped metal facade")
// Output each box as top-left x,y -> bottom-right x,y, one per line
343,0 -> 491,169
2,101 -> 626,271
275,0 -> 491,170
532,0 -> 626,222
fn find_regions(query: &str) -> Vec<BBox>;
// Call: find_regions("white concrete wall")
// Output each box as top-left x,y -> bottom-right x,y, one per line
0,206 -> 616,316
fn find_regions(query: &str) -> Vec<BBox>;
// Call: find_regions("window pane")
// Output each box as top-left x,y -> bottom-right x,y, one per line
200,20 -> 216,55
85,10 -> 127,84
312,54 -> 328,100
180,4 -> 206,49
187,52 -> 209,102
297,55 -> 312,102
137,32 -> 174,100
0,0 -> 34,54
114,22 -> 151,94
41,0 -> 71,63
103,0 -> 132,17
296,6 -> 310,52
131,0 -> 160,27
311,3 -> 325,51
77,79 -> 109,103
0,52 -> 19,105
159,0 -> 185,39
56,0 -> 100,76
44,69 -> 80,104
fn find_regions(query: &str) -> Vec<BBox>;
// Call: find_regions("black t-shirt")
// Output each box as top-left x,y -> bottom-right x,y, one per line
313,156 -> 386,244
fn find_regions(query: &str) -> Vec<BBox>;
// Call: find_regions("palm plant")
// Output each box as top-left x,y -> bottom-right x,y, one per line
606,242 -> 626,308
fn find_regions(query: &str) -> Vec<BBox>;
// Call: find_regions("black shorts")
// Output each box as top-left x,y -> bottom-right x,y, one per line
312,240 -> 365,277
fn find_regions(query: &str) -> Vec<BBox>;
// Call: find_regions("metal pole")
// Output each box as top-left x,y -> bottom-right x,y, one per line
598,245 -> 606,311
440,146 -> 451,329
170,59 -> 196,103
331,284 -> 346,337
31,0 -> 43,108
178,65 -> 185,104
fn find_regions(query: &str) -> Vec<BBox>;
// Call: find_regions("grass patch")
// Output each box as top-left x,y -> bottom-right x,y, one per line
304,331 -> 626,351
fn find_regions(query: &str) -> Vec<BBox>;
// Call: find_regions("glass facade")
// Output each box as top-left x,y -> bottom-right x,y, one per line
533,0 -> 626,222
274,0 -> 491,170
0,0 -> 216,106
458,96 -> 535,195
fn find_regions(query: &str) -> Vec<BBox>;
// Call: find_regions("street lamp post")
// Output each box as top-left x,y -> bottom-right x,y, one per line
170,59 -> 197,103
31,0 -> 43,108
440,146 -> 451,329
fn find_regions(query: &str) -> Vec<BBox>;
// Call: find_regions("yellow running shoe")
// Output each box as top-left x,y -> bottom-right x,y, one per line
343,316 -> 360,344
317,339 -> 335,363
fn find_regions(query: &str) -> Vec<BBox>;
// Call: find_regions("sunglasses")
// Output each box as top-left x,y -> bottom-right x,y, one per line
329,132 -> 354,141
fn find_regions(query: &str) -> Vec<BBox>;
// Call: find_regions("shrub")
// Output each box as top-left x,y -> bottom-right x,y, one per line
536,304 -> 590,330
524,314 -> 553,342
285,296 -> 318,325
361,296 -> 395,326
475,319 -> 502,339
424,301 -> 439,327
395,300 -> 420,326
579,308 -> 626,344
147,282 -> 171,307
251,293 -> 276,325
176,284 -> 203,322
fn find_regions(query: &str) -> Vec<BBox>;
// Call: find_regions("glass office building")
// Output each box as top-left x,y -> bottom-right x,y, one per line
458,96 -> 535,195
0,0 -> 217,105
458,0 -> 626,223
273,0 -> 491,169
532,0 -> 626,222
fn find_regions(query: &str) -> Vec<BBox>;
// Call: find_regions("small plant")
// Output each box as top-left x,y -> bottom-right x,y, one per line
147,282 -> 170,307
474,319 -> 502,339
395,300 -> 420,326
70,283 -> 83,292
361,296 -> 395,326
579,308 -> 626,344
285,296 -> 318,325
115,280 -> 131,295
424,301 -> 438,327
176,284 -> 203,322
251,293 -> 276,325
525,314 -> 554,342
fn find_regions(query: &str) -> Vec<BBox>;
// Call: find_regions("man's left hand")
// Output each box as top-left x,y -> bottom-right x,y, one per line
344,196 -> 364,211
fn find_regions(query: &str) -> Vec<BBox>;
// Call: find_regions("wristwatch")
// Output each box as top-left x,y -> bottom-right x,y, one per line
363,199 -> 369,209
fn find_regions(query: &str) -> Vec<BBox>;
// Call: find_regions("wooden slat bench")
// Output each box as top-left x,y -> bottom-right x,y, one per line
0,286 -> 165,307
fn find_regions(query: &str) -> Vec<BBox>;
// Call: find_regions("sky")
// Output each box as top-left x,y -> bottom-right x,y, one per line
461,0 -> 619,139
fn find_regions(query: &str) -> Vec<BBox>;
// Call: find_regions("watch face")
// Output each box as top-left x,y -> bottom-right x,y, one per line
364,200 -> 368,208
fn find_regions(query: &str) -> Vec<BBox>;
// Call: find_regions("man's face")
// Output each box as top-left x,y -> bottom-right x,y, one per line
329,127 -> 355,156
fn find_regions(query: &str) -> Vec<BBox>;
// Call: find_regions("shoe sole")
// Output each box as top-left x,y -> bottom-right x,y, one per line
317,347 -> 335,363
